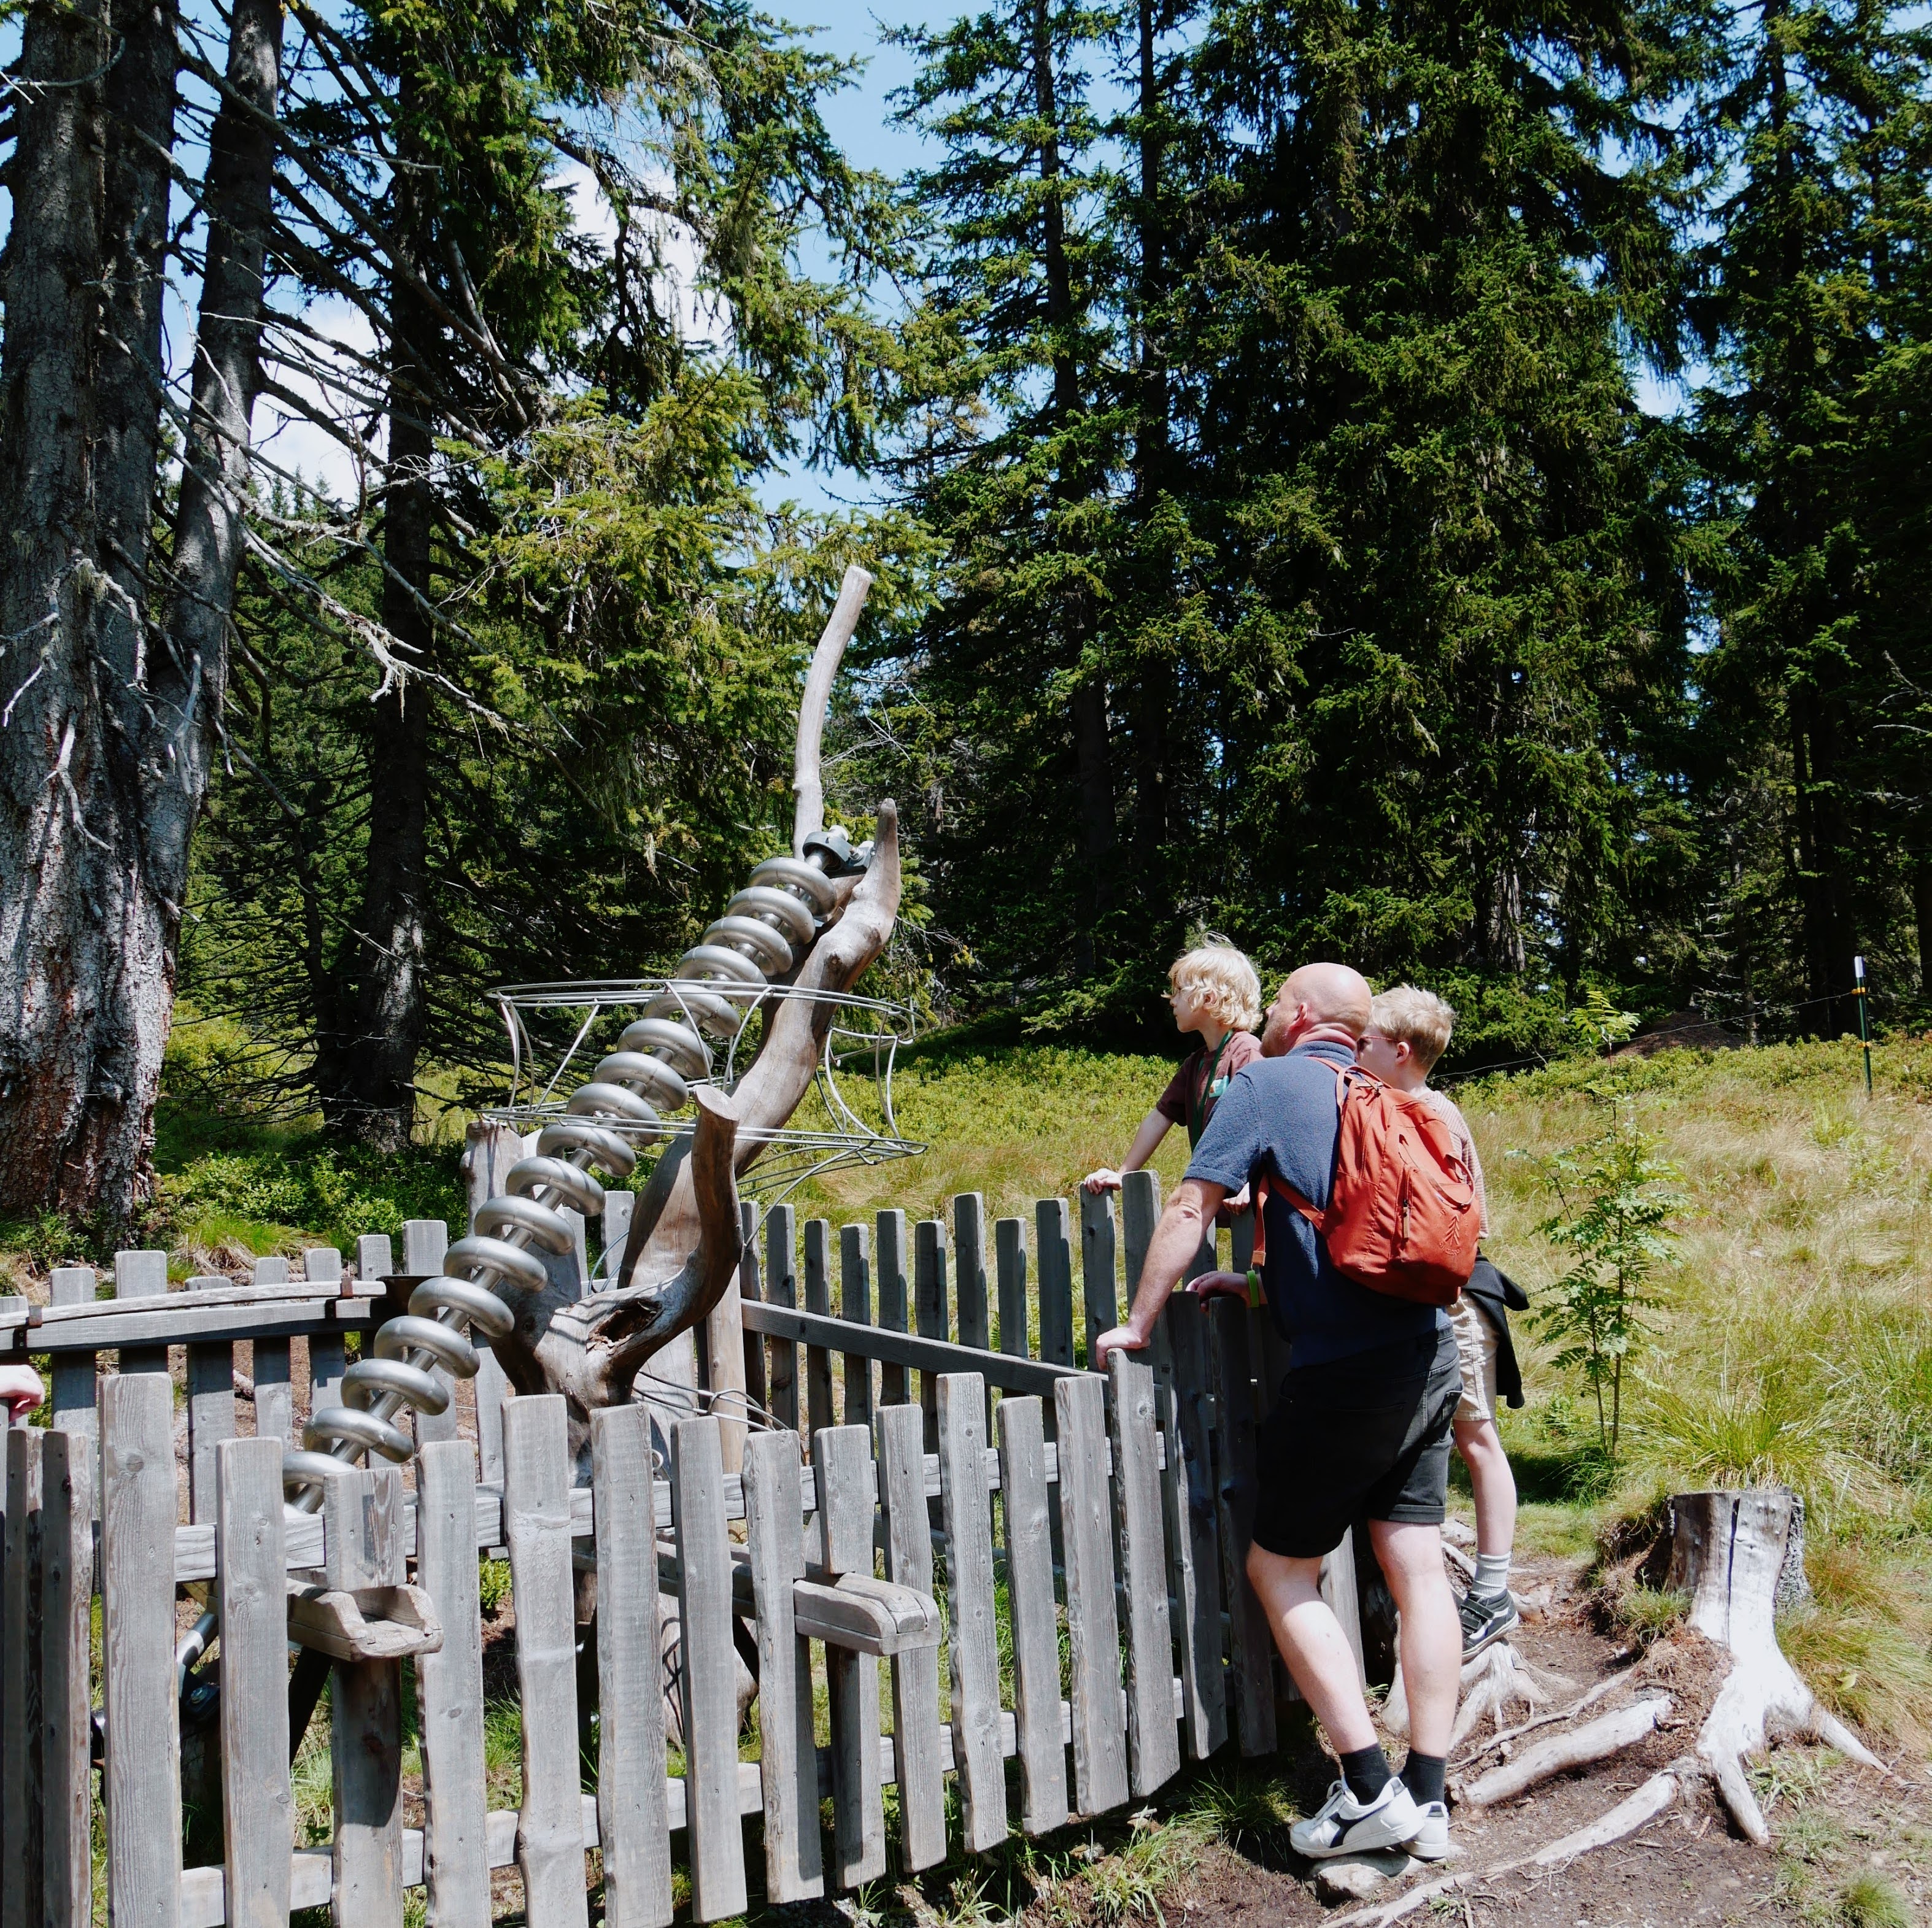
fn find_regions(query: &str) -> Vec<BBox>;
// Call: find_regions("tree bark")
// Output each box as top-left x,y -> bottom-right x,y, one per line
0,0 -> 114,1214
329,91 -> 437,1148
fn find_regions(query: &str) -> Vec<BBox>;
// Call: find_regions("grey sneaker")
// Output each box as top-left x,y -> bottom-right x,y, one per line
1290,1776 -> 1423,1860
1459,1587 -> 1520,1657
1404,1799 -> 1450,1861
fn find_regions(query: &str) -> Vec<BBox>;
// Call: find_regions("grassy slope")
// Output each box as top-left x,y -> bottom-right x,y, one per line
11,1030 -> 1930,1755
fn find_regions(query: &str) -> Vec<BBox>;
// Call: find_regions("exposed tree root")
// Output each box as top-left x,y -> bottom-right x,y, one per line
1458,1695 -> 1672,1808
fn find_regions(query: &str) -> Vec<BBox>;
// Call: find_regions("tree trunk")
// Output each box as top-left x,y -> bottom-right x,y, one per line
0,0 -> 115,1215
330,101 -> 436,1149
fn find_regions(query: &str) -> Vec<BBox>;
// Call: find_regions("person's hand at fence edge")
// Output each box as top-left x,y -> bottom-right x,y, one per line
0,1360 -> 44,1425
1188,1269 -> 1254,1303
1093,1174 -> 1229,1369
1092,1321 -> 1151,1368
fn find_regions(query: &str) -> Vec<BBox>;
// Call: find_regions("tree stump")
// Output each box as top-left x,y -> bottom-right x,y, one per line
1666,1488 -> 1884,1841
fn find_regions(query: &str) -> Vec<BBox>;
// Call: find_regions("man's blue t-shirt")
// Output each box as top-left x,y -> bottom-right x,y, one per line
1184,1038 -> 1449,1368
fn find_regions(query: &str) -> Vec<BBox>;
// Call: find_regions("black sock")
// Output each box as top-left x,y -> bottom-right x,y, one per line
1340,1743 -> 1391,1804
1402,1750 -> 1447,1807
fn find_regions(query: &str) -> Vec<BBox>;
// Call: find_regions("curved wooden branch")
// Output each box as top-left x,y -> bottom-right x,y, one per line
792,565 -> 873,857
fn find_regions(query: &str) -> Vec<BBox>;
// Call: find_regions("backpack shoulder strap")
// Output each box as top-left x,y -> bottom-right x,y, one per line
1255,1057 -> 1362,1246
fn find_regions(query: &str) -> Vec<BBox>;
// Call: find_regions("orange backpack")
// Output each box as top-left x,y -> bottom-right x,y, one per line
1251,1065 -> 1478,1306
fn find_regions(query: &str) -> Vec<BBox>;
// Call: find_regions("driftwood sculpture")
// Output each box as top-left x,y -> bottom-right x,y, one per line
1332,1487 -> 1892,1927
282,565 -> 901,1504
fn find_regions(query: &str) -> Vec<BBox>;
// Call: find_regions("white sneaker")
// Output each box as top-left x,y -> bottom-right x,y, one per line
1404,1800 -> 1450,1861
1290,1775 -> 1422,1860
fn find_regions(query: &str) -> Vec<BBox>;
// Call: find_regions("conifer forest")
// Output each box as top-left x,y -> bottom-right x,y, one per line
2,0 -> 1930,1225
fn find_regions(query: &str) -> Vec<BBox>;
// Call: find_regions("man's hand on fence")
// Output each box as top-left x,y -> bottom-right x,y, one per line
1188,1270 -> 1254,1305
1092,1322 -> 1149,1368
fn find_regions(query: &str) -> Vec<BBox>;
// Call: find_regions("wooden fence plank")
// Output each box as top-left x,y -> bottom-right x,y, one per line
740,1431 -> 822,1904
1208,1300 -> 1276,1755
839,1224 -> 874,1429
995,1218 -> 1027,1359
816,1424 -> 886,1888
503,1398 -> 589,1928
741,1301 -> 1081,1400
307,1247 -> 347,1417
938,1374 -> 1006,1851
218,1438 -> 293,1928
39,1430 -> 91,1928
1161,1295 -> 1226,1760
328,1467 -> 407,1928
115,1247 -> 171,1376
589,1406 -> 673,1928
995,1396 -> 1068,1835
417,1441 -> 493,1928
704,1236 -> 747,1476
1108,1355 -> 1180,1795
185,1274 -> 236,1521
672,1417 -> 748,1922
404,1222 -> 457,1444
913,1219 -> 948,1452
802,1219 -> 835,1445
1055,1373 -> 1127,1817
251,1256 -> 293,1444
1035,1200 -> 1075,1368
3,1427 -> 43,1928
1080,1190 -> 1118,1365
764,1205 -> 798,1432
952,1194 -> 989,1351
875,1209 -> 910,1408
738,1201 -> 767,1414
1119,1173 -> 1171,1383
47,1267 -> 97,1457
600,1191 -> 633,1287
101,1371 -> 182,1928
875,1404 -> 945,1872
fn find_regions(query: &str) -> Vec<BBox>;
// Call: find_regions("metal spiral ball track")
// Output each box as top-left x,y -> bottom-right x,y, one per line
282,830 -> 866,1511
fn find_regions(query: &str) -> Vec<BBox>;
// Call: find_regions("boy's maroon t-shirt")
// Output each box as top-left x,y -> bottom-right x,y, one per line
1154,1028 -> 1264,1144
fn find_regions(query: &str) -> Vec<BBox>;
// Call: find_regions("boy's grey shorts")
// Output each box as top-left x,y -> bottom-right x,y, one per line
1251,1329 -> 1461,1560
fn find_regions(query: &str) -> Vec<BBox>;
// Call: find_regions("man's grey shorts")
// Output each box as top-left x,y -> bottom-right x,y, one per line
1251,1328 -> 1461,1559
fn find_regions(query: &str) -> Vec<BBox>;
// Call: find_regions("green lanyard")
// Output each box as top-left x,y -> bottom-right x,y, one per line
1187,1033 -> 1233,1149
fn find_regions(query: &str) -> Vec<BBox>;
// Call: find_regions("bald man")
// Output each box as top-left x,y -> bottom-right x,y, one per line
1095,963 -> 1463,1865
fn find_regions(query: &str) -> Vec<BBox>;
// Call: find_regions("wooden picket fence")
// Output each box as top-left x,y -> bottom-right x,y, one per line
0,1172 -> 1362,1928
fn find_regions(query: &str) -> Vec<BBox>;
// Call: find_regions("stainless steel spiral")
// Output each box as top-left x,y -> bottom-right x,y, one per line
280,827 -> 867,1511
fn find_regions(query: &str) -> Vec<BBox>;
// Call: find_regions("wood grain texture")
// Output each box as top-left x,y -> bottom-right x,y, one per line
1208,1300 -> 1276,1755
39,1430 -> 91,1928
670,1418 -> 748,1922
802,1217 -> 835,1445
705,1252 -> 747,1478
874,1403 -> 945,1871
874,1209 -> 910,1408
1108,1355 -> 1180,1796
1079,1190 -> 1118,1363
416,1441 -> 493,1928
839,1222 -> 874,1429
995,1396 -> 1067,1834
913,1218 -> 948,1452
816,1424 -> 885,1887
3,1427 -> 43,1928
938,1374 -> 1006,1851
1035,1200 -> 1075,1367
1161,1295 -> 1226,1760
328,1468 -> 408,1928
1054,1373 -> 1127,1817
952,1194 -> 989,1351
737,1201 -> 767,1413
307,1249 -> 348,1416
101,1371 -> 183,1928
503,1398 -> 589,1928
589,1406 -> 673,1928
185,1274 -> 235,1520
740,1430 -> 822,1903
47,1268 -> 97,1461
763,1205 -> 798,1432
217,1438 -> 293,1928
114,1247 -> 171,1376
995,1217 -> 1027,1359
1119,1172 -> 1171,1384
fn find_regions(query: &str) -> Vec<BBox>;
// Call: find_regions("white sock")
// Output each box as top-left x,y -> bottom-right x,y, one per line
1474,1551 -> 1511,1597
